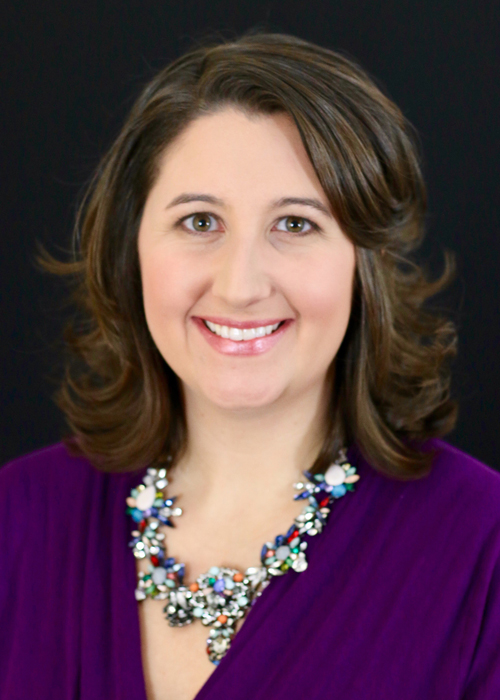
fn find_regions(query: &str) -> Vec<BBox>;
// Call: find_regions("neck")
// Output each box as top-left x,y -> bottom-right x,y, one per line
169,383 -> 330,514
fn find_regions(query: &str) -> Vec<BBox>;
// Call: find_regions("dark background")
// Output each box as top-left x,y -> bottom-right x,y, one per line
1,1 -> 499,467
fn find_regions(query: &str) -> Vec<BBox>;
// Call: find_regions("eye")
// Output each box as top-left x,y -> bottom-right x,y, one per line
274,216 -> 319,235
180,212 -> 220,234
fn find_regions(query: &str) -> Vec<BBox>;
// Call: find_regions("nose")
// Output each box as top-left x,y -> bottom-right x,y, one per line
210,231 -> 273,308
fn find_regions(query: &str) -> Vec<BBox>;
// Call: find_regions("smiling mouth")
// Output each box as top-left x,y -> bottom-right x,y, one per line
202,319 -> 286,341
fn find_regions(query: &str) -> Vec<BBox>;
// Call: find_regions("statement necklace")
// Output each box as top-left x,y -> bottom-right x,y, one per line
127,449 -> 359,665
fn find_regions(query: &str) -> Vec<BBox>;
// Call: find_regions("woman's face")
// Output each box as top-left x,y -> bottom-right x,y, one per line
138,108 -> 356,412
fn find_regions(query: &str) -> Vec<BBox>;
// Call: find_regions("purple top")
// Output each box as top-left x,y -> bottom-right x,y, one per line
1,439 -> 500,699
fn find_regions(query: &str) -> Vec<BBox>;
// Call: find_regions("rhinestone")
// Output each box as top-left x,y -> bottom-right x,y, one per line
308,528 -> 318,536
292,556 -> 308,573
158,468 -> 167,479
135,589 -> 146,601
143,475 -> 154,486
156,478 -> 167,489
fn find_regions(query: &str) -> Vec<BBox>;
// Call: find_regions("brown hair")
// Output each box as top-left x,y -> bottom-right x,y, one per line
44,30 -> 457,477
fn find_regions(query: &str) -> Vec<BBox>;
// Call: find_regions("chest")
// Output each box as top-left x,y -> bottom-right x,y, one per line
138,598 -> 246,700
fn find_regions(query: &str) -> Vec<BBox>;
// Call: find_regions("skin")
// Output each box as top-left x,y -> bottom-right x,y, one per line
136,107 -> 357,700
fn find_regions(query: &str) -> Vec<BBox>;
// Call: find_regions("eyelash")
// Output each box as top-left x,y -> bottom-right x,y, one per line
174,212 -> 322,236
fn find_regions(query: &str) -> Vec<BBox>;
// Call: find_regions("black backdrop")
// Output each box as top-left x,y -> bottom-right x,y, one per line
1,0 -> 499,467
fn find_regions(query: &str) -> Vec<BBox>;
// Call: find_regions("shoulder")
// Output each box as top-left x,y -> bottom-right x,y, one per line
355,439 -> 500,547
426,439 -> 500,517
0,441 -> 101,496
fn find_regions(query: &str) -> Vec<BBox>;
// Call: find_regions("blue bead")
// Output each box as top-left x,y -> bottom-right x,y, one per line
165,557 -> 175,567
130,508 -> 143,522
261,544 -> 269,559
331,484 -> 347,498
213,579 -> 226,593
286,524 -> 296,538
275,534 -> 285,547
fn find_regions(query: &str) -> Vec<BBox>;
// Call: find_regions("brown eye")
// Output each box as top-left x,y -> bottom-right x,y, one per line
286,217 -> 305,232
275,216 -> 315,235
183,213 -> 217,233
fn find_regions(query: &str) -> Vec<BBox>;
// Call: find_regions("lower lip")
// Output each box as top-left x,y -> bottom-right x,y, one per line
192,318 -> 294,356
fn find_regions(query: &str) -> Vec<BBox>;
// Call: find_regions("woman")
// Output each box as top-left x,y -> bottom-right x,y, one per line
1,31 -> 499,700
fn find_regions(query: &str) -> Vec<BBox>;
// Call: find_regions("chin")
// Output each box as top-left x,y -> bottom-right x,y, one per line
200,380 -> 285,411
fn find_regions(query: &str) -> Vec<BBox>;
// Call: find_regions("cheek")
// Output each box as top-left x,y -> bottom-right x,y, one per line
291,247 -> 356,335
139,250 -> 199,335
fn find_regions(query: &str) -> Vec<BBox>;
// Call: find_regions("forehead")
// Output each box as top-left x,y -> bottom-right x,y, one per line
150,107 -> 329,208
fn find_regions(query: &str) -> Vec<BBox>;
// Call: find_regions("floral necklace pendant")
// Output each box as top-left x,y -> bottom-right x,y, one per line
126,449 -> 359,664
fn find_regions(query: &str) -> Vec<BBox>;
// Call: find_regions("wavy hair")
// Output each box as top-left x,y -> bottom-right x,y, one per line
44,31 -> 457,476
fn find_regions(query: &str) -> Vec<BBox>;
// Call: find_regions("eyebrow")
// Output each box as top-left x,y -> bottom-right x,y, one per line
165,193 -> 334,219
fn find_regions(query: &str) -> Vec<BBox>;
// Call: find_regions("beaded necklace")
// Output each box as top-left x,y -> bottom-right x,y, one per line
127,448 -> 359,665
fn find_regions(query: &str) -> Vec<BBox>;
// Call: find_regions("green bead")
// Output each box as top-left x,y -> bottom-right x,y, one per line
208,577 -> 216,585
291,547 -> 299,553
286,557 -> 294,566
280,563 -> 289,572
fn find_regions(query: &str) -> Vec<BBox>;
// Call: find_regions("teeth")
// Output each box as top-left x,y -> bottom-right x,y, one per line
204,320 -> 281,340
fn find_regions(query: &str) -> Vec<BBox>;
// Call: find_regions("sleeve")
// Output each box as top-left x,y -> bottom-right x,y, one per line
462,545 -> 500,699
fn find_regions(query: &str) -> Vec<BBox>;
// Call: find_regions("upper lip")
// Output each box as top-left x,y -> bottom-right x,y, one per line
196,316 -> 290,329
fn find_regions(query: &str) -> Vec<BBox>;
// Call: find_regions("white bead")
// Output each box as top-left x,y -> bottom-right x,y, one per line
275,545 -> 290,560
324,464 -> 346,486
136,484 -> 156,510
152,567 -> 167,584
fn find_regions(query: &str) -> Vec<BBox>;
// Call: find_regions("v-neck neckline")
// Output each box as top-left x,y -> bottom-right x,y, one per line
118,445 -> 361,700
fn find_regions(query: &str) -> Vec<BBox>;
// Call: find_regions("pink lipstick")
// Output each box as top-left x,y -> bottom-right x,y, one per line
192,317 -> 294,356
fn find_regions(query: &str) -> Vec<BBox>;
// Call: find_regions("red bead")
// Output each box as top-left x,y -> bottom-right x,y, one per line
319,497 -> 329,507
151,555 -> 159,566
